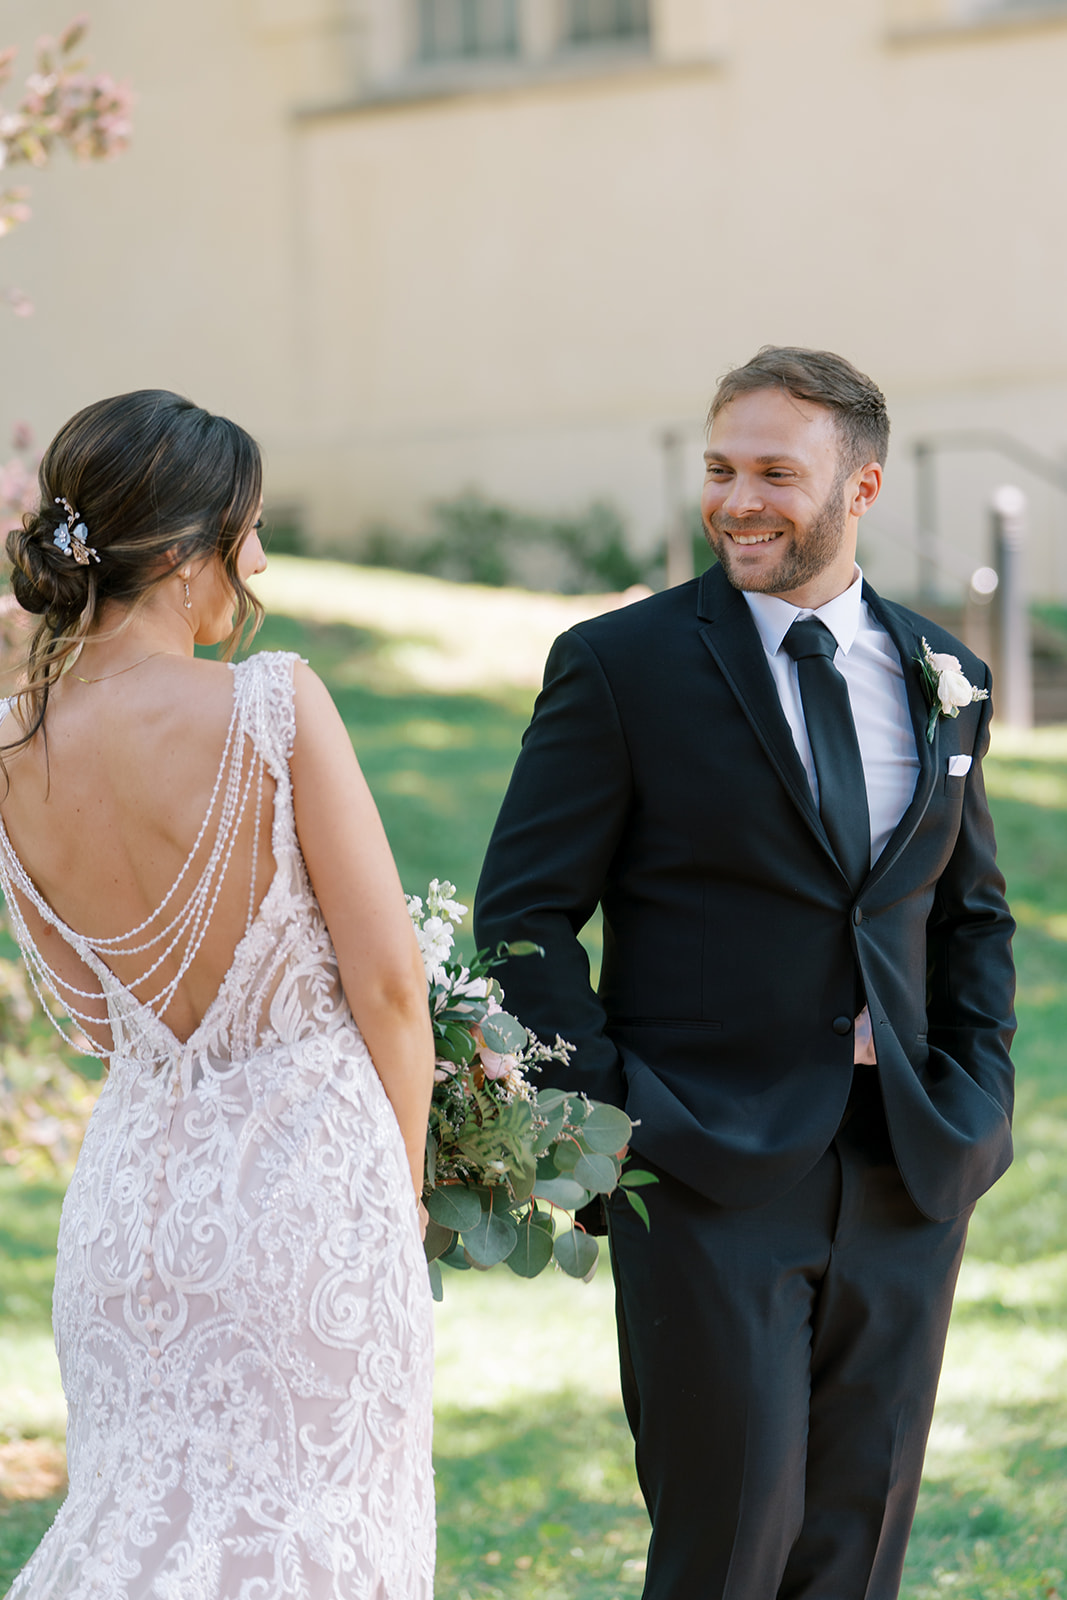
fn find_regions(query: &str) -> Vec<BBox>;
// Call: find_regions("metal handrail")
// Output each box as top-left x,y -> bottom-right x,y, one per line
909,429 -> 1067,602
913,429 -> 1067,496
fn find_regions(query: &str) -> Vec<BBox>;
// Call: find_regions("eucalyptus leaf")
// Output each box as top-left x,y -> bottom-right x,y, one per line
480,1012 -> 527,1054
554,1228 -> 600,1280
581,1103 -> 633,1155
535,1149 -> 562,1181
573,1150 -> 621,1194
425,1185 -> 483,1233
505,1214 -> 555,1278
551,1139 -> 583,1173
440,1235 -> 471,1270
423,1217 -> 455,1262
623,1189 -> 652,1230
462,1207 -> 518,1268
532,1174 -> 590,1210
532,1118 -> 566,1157
434,1023 -> 477,1066
427,1260 -> 443,1302
534,1088 -> 570,1114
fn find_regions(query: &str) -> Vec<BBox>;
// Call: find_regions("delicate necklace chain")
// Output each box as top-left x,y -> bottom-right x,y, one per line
72,651 -> 177,685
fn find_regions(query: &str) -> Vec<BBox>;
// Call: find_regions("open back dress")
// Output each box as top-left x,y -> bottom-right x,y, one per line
0,650 -> 435,1600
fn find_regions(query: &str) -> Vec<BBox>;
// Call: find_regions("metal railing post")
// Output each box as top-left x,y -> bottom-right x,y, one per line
913,440 -> 938,603
964,565 -> 998,665
990,485 -> 1033,729
661,430 -> 695,589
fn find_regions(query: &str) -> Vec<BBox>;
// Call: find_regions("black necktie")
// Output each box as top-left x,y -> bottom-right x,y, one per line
782,617 -> 871,890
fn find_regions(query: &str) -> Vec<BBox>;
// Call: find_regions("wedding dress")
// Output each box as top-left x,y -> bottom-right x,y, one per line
0,651 -> 435,1600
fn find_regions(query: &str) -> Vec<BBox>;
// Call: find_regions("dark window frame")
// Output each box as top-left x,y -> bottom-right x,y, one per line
417,0 -> 521,63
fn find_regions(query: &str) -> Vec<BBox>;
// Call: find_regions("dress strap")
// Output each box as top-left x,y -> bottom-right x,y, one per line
232,651 -> 304,778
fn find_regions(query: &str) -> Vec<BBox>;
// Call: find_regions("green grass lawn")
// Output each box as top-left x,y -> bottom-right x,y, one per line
1,564 -> 1065,1597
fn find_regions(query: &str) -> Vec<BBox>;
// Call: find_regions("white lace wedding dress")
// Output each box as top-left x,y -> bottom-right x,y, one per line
0,652 -> 435,1600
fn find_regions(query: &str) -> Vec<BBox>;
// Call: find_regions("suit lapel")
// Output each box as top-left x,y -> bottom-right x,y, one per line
696,565 -> 838,867
859,584 -> 940,891
696,567 -> 942,894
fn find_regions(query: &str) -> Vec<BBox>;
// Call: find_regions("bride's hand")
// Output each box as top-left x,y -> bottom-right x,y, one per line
417,1200 -> 429,1241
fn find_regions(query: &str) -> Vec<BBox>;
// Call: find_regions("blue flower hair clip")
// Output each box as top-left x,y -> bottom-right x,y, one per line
53,496 -> 100,566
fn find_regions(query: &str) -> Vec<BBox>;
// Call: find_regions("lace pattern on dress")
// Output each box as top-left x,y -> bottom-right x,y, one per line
4,652 -> 435,1600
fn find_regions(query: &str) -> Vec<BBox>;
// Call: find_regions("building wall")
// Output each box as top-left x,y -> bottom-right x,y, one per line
2,0 -> 1067,599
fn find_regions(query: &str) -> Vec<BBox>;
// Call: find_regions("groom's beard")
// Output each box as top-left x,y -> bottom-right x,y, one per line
705,470 -> 849,597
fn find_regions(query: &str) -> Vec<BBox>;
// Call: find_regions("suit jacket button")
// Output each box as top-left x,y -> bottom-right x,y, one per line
832,1015 -> 853,1035
852,906 -> 863,926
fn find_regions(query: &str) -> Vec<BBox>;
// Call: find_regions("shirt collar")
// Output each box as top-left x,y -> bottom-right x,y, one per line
741,565 -> 865,658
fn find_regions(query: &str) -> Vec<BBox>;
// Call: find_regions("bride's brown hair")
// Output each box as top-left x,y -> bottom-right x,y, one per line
4,389 -> 264,755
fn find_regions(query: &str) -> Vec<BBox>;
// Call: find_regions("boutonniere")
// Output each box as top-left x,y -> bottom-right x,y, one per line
916,638 -> 989,744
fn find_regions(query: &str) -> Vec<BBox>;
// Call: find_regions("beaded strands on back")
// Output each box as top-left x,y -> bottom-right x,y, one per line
0,681 -> 266,1057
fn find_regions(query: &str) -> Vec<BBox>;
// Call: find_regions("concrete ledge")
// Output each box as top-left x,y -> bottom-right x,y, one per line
293,49 -> 724,121
887,3 -> 1067,49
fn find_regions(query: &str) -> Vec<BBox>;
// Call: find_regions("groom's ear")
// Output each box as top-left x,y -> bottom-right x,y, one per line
848,460 -> 883,521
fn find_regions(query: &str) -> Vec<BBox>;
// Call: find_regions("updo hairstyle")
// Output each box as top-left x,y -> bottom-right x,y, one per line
5,389 -> 263,749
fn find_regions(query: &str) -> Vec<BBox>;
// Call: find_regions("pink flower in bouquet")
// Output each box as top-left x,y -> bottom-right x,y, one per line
471,1023 -> 517,1081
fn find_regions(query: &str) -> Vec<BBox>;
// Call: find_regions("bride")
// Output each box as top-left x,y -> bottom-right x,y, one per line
0,391 -> 436,1599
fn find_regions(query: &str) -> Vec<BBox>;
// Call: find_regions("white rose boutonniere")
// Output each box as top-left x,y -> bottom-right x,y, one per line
916,637 -> 989,744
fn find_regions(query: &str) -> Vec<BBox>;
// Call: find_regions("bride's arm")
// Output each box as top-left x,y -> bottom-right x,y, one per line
289,663 -> 434,1199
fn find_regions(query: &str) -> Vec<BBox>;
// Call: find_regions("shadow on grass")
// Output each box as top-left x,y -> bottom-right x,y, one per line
904,1395 -> 1067,1598
249,614 -> 534,929
434,1391 -> 647,1600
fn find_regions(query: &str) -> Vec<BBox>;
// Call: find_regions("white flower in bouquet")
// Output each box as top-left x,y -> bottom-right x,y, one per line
426,878 -> 469,923
406,880 -> 469,983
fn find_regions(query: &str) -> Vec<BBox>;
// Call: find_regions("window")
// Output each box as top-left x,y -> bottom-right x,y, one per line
564,0 -> 650,45
417,0 -> 520,61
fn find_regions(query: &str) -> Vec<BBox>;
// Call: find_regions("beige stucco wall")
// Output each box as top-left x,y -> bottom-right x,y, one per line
2,0 -> 1067,599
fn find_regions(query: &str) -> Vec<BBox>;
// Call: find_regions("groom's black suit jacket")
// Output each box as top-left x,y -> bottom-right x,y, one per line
475,564 -> 1016,1223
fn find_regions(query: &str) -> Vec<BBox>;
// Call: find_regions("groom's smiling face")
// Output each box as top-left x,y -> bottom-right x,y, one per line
701,387 -> 876,610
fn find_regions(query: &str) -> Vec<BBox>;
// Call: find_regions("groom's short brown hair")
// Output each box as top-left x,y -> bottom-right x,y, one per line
708,347 -> 890,472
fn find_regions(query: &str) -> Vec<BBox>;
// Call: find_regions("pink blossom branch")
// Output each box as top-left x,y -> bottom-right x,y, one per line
0,14 -> 133,266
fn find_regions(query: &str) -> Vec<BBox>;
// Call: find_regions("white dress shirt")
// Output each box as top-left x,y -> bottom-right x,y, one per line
741,567 -> 920,1063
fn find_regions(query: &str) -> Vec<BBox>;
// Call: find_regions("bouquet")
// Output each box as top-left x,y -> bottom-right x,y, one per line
409,880 -> 655,1299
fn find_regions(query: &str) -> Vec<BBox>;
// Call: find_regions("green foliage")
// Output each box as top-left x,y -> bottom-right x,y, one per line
0,1167 -> 65,1325
1033,603 -> 1067,643
0,946 -> 101,1181
260,508 -> 305,557
359,492 -> 656,594
427,1076 -> 651,1285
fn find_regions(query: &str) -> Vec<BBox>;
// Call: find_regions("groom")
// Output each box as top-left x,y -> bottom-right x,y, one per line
475,347 -> 1016,1599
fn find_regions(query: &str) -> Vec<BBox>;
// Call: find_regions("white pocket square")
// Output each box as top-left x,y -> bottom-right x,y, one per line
947,755 -> 972,776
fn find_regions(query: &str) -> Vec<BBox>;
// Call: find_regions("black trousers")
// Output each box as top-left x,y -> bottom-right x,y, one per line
607,1071 -> 971,1600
